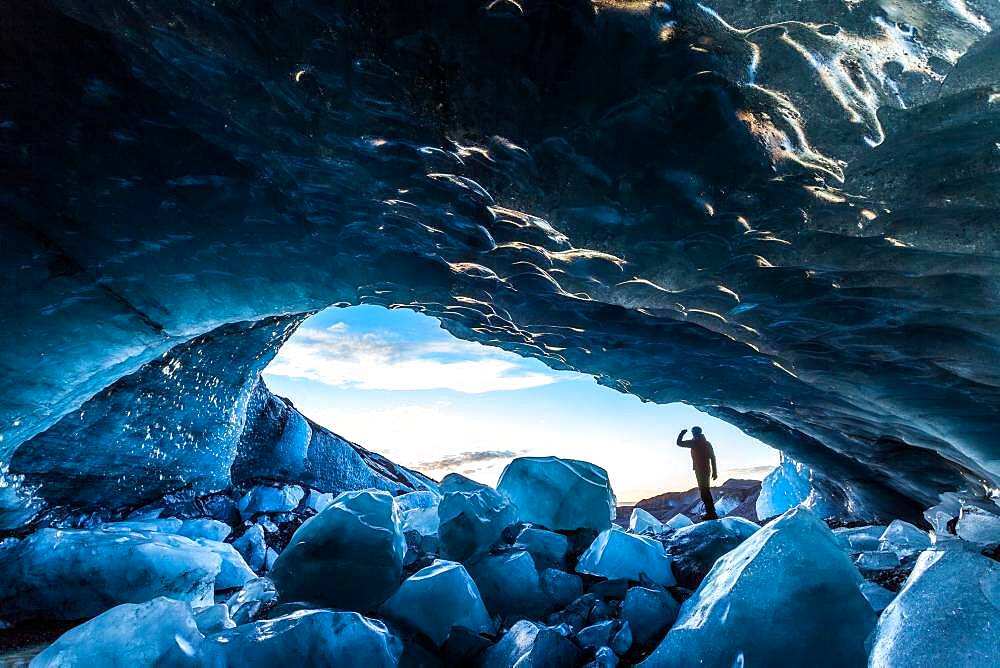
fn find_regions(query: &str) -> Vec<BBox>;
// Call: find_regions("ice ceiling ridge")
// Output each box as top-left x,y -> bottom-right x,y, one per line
2,0 -> 999,522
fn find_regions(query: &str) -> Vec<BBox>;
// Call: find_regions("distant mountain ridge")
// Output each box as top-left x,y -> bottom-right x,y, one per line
615,478 -> 762,525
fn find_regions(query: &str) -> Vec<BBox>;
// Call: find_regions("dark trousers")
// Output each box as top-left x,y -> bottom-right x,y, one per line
695,468 -> 718,518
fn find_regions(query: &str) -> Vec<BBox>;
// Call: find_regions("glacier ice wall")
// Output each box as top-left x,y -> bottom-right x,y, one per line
3,0 -> 999,523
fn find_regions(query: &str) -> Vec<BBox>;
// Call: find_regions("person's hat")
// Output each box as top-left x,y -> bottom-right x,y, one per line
691,426 -> 703,435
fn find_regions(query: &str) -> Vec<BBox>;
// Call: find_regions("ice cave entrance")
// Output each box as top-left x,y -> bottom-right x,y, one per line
262,305 -> 778,504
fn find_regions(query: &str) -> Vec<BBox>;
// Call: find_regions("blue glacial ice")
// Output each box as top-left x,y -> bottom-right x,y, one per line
225,577 -> 278,626
665,516 -> 759,588
200,609 -> 402,667
0,528 -> 220,621
860,581 -> 897,614
237,484 -> 305,519
469,550 -> 551,620
498,457 -> 616,532
194,603 -> 236,635
756,457 -> 840,520
539,568 -> 584,609
480,619 -> 579,668
956,502 -> 1000,548
878,520 -> 932,559
514,526 -> 571,569
640,507 -> 875,667
381,559 -> 493,646
269,489 -> 404,611
620,586 -> 679,649
664,513 -> 693,530
869,546 -> 999,667
855,550 -> 901,571
577,529 -> 676,587
628,508 -> 664,534
232,523 -> 268,572
178,518 -> 232,542
832,525 -> 887,553
190,538 -> 256,590
30,597 -> 203,668
437,473 -> 516,562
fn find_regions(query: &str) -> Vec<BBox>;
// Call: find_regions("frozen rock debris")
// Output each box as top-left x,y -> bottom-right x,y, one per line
498,456 -> 616,532
437,473 -> 516,562
269,489 -> 404,611
640,507 -> 875,667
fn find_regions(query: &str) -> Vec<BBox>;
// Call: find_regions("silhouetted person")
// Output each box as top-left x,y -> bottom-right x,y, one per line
677,426 -> 719,520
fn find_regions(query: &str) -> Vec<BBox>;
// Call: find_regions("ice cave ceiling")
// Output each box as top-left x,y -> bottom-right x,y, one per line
2,0 -> 999,525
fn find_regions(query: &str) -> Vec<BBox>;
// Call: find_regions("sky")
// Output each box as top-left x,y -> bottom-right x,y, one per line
263,305 -> 778,503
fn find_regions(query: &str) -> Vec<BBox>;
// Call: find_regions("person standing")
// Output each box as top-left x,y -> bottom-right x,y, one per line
676,426 -> 719,520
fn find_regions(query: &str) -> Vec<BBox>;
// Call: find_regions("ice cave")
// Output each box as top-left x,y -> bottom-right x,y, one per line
2,0 -> 999,665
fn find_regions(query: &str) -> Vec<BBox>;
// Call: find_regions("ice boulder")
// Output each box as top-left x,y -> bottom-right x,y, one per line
621,586 -> 679,648
480,620 -> 579,668
540,568 -> 584,608
0,528 -> 220,620
855,550 -> 901,571
628,508 -> 664,534
381,559 -> 493,646
640,507 -> 875,667
395,490 -> 440,512
498,457 -> 615,532
437,474 -> 516,561
194,603 -> 236,635
860,581 -> 896,614
878,520 -> 931,559
469,551 -> 550,619
401,505 -> 440,537
270,489 -> 404,611
832,525 -> 886,553
756,457 -> 839,520
200,609 -> 402,666
665,517 -> 759,589
226,577 -> 278,625
664,513 -> 693,530
577,529 -> 675,587
956,503 -> 1000,548
238,484 -> 305,519
30,597 -> 203,668
233,524 -> 268,572
869,546 -> 999,667
514,527 -> 571,568
304,489 -> 335,514
178,518 -> 232,542
191,539 -> 256,590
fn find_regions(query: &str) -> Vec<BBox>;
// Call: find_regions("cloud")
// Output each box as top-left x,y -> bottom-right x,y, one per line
413,449 -> 526,471
721,465 -> 776,479
265,323 -> 557,393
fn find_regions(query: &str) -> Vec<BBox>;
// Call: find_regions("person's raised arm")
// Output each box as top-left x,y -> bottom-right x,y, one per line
709,442 -> 718,480
676,429 -> 692,447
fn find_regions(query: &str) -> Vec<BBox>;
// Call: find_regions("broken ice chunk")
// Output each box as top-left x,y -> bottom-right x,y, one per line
191,538 -> 256,590
194,603 -> 235,635
304,489 -> 335,513
859,581 -> 896,614
855,550 -> 901,571
381,559 -> 494,646
238,484 -> 304,519
401,505 -> 440,537
576,620 -> 615,650
540,568 -> 584,608
437,474 -> 517,562
498,457 -> 616,532
832,525 -> 886,553
869,546 -> 999,667
514,526 -> 571,568
226,577 -> 278,625
31,597 -> 203,667
178,518 -> 231,542
0,528 -> 220,620
101,518 -> 183,534
201,609 -> 402,666
664,513 -> 693,530
665,517 -> 758,588
628,508 -> 664,534
480,619 -> 579,668
956,503 -> 1000,548
621,586 -> 679,648
640,507 -> 875,667
395,490 -> 440,512
232,523 -> 268,571
469,551 -> 550,620
270,489 -> 405,611
878,520 -> 931,559
577,529 -> 675,587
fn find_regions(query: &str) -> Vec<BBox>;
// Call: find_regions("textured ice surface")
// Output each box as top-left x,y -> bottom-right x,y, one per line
480,620 -> 578,668
201,609 -> 402,667
271,489 -> 404,611
576,620 -> 615,650
665,513 -> 693,530
469,551 -> 550,619
514,527 -> 571,568
178,519 -> 232,542
628,508 -> 664,534
395,490 -> 440,512
860,581 -> 896,614
102,518 -> 183,534
304,489 -> 335,514
878,520 -> 932,559
577,529 -> 675,587
238,484 -> 304,519
381,559 -> 493,646
666,517 -> 759,588
232,524 -> 268,572
641,508 -> 875,667
832,525 -> 887,553
401,505 -> 440,537
956,503 -> 1000,548
225,578 -> 278,626
855,550 -> 901,571
498,457 -> 615,532
756,458 -> 841,520
870,546 -> 999,667
539,568 -> 584,609
194,603 -> 236,635
621,586 -> 679,648
437,474 -> 516,562
0,528 -> 219,620
191,538 -> 256,590
30,597 -> 202,668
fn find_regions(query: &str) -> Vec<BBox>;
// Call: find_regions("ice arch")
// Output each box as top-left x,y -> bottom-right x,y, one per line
3,0 -> 998,525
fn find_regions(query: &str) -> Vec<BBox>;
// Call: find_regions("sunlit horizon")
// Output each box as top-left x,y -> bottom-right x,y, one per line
264,305 -> 779,503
